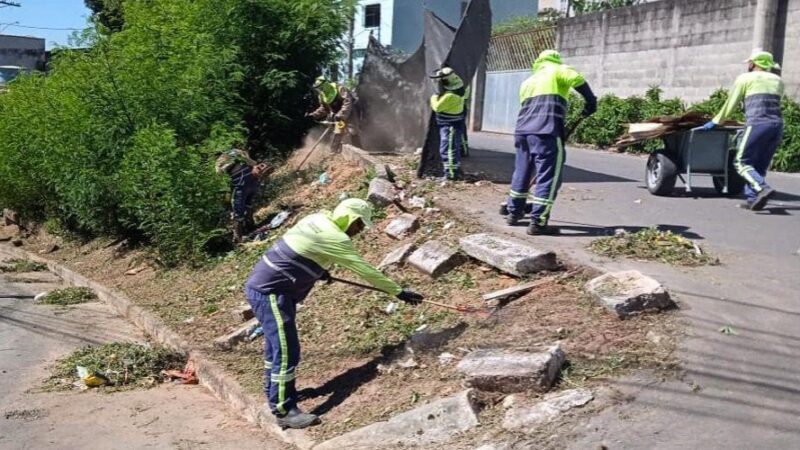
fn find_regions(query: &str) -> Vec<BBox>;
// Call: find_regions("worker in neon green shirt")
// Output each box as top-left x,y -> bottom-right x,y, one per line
704,50 -> 784,211
244,198 -> 423,429
430,66 -> 468,180
505,50 -> 596,235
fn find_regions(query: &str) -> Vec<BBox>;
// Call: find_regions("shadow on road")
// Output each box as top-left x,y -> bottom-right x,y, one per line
546,220 -> 705,239
463,148 -> 636,184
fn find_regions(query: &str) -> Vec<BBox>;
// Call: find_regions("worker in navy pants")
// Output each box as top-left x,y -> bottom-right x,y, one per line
737,122 -> 783,206
509,134 -> 564,229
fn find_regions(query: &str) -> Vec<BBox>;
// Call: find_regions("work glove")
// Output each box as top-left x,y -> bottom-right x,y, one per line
396,289 -> 423,305
702,121 -> 717,131
334,113 -> 346,122
319,270 -> 332,284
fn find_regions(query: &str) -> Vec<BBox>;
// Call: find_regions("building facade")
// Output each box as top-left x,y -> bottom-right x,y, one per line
349,0 -> 539,76
0,34 -> 46,71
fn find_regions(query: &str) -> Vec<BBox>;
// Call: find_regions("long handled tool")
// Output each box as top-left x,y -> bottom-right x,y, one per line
328,276 -> 489,317
297,125 -> 333,170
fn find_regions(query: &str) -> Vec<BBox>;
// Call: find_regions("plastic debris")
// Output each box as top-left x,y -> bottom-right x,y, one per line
162,360 -> 198,385
415,324 -> 428,332
269,211 -> 291,229
398,358 -> 418,369
125,265 -> 147,276
385,302 -> 399,315
319,172 -> 330,185
33,292 -> 47,302
76,366 -> 110,388
443,221 -> 454,230
409,196 -> 426,209
424,207 -> 441,216
248,326 -> 264,341
614,228 -> 628,237
338,192 -> 350,201
438,352 -> 456,365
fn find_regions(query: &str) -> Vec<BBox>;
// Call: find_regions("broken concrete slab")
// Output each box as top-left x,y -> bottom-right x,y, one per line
314,390 -> 479,450
384,214 -> 419,239
367,178 -> 396,207
456,345 -> 565,393
475,443 -> 513,450
407,240 -> 462,278
213,318 -> 260,351
378,243 -> 415,271
481,277 -> 553,303
459,233 -> 558,276
230,304 -> 254,322
585,270 -> 675,319
502,388 -> 594,433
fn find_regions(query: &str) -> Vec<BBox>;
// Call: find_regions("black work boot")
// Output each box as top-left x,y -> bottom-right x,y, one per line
276,407 -> 320,429
751,187 -> 775,211
527,223 -> 560,236
506,213 -> 524,226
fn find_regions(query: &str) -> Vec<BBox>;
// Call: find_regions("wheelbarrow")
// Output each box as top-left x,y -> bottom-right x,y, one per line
645,126 -> 746,197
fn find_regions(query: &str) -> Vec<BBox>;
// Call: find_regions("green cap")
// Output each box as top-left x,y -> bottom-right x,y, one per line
333,198 -> 374,230
313,76 -> 328,89
536,49 -> 562,65
746,51 -> 780,70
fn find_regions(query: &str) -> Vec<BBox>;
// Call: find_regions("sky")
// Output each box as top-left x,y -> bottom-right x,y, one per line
0,0 -> 92,49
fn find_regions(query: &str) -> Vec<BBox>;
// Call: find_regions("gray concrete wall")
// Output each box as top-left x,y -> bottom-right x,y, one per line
557,0 -> 762,103
779,0 -> 800,100
0,35 -> 46,71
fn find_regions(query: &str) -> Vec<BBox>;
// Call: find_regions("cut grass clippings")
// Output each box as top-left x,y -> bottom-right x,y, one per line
589,228 -> 718,266
38,287 -> 97,306
0,258 -> 47,273
45,342 -> 184,391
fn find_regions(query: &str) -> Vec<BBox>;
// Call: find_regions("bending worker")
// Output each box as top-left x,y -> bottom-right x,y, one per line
430,66 -> 468,181
307,76 -> 361,153
243,198 -> 424,429
704,50 -> 784,211
215,148 -> 271,242
505,50 -> 596,235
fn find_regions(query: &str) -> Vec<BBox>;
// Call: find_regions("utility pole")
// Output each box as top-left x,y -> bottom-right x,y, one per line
346,12 -> 355,82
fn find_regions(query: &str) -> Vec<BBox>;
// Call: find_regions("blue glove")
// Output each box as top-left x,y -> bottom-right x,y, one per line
702,121 -> 717,131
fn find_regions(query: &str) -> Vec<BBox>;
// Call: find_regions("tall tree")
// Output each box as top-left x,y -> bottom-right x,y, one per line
84,0 -> 127,32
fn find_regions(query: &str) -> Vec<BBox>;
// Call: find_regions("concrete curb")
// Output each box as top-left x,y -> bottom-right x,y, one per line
0,244 -> 316,449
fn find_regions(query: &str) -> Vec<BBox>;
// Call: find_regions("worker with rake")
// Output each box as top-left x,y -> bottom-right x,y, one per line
505,50 -> 597,235
703,50 -> 784,211
215,148 -> 272,242
243,198 -> 423,429
307,76 -> 361,153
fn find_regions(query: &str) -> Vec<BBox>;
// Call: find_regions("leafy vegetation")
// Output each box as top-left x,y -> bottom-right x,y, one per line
46,342 -> 184,390
38,287 -> 98,306
0,0 -> 353,265
589,228 -> 718,266
567,87 -> 800,171
0,259 -> 47,273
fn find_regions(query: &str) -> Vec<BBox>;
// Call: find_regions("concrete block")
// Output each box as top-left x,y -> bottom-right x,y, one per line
230,304 -> 254,322
314,390 -> 479,450
407,240 -> 462,278
502,389 -> 594,433
456,345 -> 565,393
378,243 -> 415,271
459,233 -> 558,277
367,178 -> 396,207
384,213 -> 419,239
213,318 -> 260,351
585,270 -> 675,319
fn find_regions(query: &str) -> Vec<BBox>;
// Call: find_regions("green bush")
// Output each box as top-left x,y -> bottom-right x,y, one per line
0,0 -> 351,264
775,98 -> 800,172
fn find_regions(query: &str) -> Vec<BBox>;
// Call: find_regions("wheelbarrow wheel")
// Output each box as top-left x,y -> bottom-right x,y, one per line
646,151 -> 678,196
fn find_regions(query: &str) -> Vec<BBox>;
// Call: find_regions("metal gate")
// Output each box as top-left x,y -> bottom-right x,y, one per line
481,26 -> 555,134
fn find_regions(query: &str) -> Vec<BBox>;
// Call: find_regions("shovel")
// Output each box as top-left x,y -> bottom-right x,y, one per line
328,276 -> 490,318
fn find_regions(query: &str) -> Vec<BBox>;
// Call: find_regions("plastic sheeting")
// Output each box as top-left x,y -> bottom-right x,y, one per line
355,0 -> 491,177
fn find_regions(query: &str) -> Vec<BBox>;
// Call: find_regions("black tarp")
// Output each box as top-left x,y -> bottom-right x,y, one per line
355,0 -> 491,177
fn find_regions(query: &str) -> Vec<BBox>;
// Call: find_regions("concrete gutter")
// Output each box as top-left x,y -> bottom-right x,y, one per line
0,244 -> 316,450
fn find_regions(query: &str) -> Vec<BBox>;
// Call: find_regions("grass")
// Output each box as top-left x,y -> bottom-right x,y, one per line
0,258 -> 46,273
45,342 -> 185,391
589,228 -> 719,266
38,287 -> 97,306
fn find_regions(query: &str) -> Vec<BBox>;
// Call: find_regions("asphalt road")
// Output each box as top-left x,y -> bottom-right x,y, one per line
449,132 -> 800,449
0,259 -> 279,450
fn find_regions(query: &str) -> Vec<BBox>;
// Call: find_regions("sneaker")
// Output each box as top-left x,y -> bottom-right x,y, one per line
276,407 -> 320,429
751,187 -> 775,211
506,213 -> 524,226
527,223 -> 560,236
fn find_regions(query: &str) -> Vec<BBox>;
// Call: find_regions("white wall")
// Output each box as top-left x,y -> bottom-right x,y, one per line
354,0 -> 395,50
